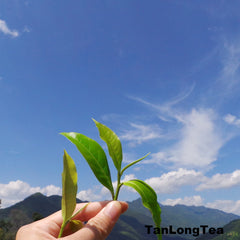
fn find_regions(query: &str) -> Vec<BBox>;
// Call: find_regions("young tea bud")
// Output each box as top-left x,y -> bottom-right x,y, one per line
69,220 -> 84,233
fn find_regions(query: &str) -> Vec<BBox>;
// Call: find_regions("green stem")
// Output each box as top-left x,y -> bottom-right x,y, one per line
58,202 -> 90,238
111,189 -> 115,200
120,153 -> 150,176
58,221 -> 68,238
114,183 -> 123,200
71,202 -> 90,219
114,172 -> 122,200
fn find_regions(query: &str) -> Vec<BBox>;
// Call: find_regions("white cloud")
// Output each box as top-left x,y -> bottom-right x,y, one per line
145,168 -> 204,194
121,174 -> 136,182
161,196 -> 240,215
120,123 -> 163,146
206,200 -> 240,215
78,174 -> 137,202
133,166 -> 141,171
224,114 -> 240,127
77,189 -> 102,201
161,195 -> 204,206
101,174 -> 136,196
148,108 -> 224,169
145,151 -> 168,165
41,185 -> 62,196
129,99 -> 225,169
169,109 -> 223,168
0,180 -> 61,208
0,173 -> 139,207
217,40 -> 240,91
0,19 -> 19,37
196,169 -> 240,191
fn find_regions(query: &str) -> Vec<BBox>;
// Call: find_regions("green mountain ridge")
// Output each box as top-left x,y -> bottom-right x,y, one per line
128,198 -> 239,229
0,193 -> 239,240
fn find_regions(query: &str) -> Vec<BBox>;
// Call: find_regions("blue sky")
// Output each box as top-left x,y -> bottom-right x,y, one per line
1,0 -> 240,215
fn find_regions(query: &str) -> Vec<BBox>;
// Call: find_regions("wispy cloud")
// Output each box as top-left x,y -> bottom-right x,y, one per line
218,39 -> 240,90
196,169 -> 240,191
0,19 -> 19,38
120,123 -> 163,146
128,83 -> 195,122
224,114 -> 240,128
23,26 -> 31,33
222,41 -> 240,77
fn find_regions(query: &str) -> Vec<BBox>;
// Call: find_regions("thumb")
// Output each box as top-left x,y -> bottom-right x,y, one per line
67,201 -> 128,240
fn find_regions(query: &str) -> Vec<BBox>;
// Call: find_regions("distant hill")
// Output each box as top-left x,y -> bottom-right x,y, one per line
127,198 -> 239,229
0,193 -> 85,240
125,198 -> 240,240
0,193 -> 239,240
0,192 -> 84,220
196,219 -> 240,240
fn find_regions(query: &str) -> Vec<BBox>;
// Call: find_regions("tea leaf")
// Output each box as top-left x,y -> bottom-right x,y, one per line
120,153 -> 150,176
93,119 -> 122,171
61,132 -> 114,197
123,179 -> 162,240
69,220 -> 84,233
62,150 -> 78,222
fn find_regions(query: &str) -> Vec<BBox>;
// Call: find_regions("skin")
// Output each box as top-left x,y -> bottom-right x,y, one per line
16,201 -> 128,240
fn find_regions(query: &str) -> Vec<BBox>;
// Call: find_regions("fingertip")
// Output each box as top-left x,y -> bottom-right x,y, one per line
102,201 -> 128,222
119,201 -> 128,213
103,201 -> 122,222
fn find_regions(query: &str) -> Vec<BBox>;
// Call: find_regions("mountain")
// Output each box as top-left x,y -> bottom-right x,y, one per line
0,193 -> 85,240
124,198 -> 239,240
127,198 -> 239,229
196,219 -> 240,240
0,193 -> 239,240
0,192 -> 84,221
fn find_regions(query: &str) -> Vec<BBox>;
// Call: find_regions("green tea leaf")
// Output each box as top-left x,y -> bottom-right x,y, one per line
120,152 -> 150,176
93,118 -> 122,171
61,132 -> 114,197
123,179 -> 162,240
69,220 -> 84,233
62,150 -> 78,222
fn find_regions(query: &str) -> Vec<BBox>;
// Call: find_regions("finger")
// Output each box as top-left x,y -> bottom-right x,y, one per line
59,201 -> 111,237
73,201 -> 110,222
46,201 -> 110,227
65,201 -> 128,240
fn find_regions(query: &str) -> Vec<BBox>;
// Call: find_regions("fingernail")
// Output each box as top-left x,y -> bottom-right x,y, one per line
103,201 -> 122,222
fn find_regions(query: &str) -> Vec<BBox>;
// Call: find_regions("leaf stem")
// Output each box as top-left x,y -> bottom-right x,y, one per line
58,202 -> 90,238
71,202 -> 90,219
58,220 -> 67,238
120,153 -> 150,176
111,189 -> 115,200
114,172 -> 123,200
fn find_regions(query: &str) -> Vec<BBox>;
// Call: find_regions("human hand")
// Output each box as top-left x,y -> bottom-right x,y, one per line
16,201 -> 128,240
